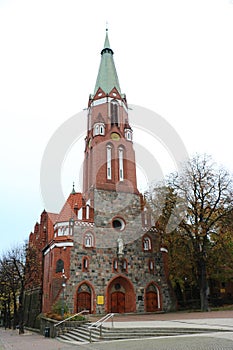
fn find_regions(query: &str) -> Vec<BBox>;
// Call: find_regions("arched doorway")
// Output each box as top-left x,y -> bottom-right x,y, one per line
111,291 -> 125,313
107,276 -> 135,313
145,283 -> 161,312
77,283 -> 92,313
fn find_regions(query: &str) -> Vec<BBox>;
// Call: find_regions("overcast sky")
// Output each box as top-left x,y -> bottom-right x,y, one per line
1,0 -> 233,253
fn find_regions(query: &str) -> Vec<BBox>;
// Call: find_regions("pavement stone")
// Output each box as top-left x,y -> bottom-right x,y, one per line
0,310 -> 233,350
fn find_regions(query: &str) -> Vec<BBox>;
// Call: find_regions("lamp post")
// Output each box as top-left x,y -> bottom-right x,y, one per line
61,270 -> 67,319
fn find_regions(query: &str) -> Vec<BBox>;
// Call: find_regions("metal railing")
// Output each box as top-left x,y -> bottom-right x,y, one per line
54,310 -> 89,336
88,313 -> 114,342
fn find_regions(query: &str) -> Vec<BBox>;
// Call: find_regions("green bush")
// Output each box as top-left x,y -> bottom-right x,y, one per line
51,300 -> 68,315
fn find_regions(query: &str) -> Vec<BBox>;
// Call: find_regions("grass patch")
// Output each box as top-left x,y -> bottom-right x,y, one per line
210,304 -> 233,311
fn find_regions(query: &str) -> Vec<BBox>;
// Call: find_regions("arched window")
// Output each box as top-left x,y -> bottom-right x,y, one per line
143,235 -> 152,251
84,232 -> 94,248
82,257 -> 89,271
56,259 -> 64,273
94,124 -> 99,136
99,124 -> 105,135
113,259 -> 118,272
107,145 -> 112,180
86,204 -> 90,220
144,208 -> 148,225
122,259 -> 128,271
94,123 -> 105,136
148,259 -> 154,273
118,147 -> 124,181
111,100 -> 119,126
125,129 -> 132,141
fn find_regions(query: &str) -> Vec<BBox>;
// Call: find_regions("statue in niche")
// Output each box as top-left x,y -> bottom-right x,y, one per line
117,236 -> 124,256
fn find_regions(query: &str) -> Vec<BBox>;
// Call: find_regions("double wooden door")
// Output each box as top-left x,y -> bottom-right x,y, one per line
111,291 -> 125,313
77,291 -> 91,312
146,291 -> 158,312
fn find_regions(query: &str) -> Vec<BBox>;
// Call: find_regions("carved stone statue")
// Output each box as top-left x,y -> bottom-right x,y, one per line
117,236 -> 124,255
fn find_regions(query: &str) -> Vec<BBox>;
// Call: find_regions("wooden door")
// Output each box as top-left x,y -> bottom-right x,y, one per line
111,292 -> 125,313
146,291 -> 158,312
77,292 -> 91,312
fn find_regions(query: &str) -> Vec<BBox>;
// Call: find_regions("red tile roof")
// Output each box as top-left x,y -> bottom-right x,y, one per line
47,212 -> 59,225
56,192 -> 83,222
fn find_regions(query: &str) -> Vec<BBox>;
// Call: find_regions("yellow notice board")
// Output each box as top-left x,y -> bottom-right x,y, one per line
97,295 -> 104,305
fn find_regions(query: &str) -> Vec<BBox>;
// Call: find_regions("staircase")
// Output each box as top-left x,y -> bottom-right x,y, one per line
57,323 -> 219,343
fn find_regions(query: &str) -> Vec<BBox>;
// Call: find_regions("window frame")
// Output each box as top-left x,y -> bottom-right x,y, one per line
142,235 -> 152,252
107,144 -> 112,180
84,232 -> 94,248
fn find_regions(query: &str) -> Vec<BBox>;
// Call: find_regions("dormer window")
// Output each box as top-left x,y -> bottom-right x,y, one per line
125,128 -> 132,141
93,123 -> 105,136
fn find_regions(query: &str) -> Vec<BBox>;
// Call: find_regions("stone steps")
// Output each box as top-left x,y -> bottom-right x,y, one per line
56,323 -> 218,343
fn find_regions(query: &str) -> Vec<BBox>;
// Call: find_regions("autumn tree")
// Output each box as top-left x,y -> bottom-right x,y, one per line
146,154 -> 233,311
0,243 -> 38,333
0,254 -> 21,329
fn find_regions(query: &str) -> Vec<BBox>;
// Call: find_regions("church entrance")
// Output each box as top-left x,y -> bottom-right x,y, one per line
107,276 -> 135,313
77,283 -> 92,313
111,291 -> 125,313
145,283 -> 160,312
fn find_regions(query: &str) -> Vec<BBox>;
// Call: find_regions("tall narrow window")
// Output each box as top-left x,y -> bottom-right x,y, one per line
56,259 -> 64,273
82,257 -> 89,271
119,147 -> 124,181
111,101 -> 119,126
107,145 -> 112,180
113,259 -> 118,272
144,208 -> 148,225
86,204 -> 90,219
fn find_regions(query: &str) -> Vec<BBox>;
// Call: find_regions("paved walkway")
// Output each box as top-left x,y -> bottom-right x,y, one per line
0,311 -> 233,350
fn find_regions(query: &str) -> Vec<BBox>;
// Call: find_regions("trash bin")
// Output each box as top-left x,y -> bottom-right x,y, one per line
44,326 -> 50,337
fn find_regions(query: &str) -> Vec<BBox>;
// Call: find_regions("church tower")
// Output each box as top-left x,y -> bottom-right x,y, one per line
82,29 -> 142,243
83,29 -> 137,196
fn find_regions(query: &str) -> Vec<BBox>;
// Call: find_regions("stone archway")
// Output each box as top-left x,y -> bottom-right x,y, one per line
145,282 -> 161,312
107,275 -> 136,313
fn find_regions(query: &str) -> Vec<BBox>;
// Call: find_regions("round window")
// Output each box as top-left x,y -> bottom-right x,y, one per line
112,218 -> 125,231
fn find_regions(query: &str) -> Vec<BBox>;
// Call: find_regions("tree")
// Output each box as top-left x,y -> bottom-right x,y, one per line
146,154 -> 233,311
0,243 -> 38,333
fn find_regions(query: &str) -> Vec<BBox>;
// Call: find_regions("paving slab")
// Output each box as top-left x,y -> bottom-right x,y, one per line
0,310 -> 233,350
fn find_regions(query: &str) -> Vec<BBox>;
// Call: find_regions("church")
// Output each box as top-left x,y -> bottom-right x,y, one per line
24,30 -> 174,325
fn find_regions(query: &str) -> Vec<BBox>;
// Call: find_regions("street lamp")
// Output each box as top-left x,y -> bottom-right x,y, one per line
61,270 -> 67,319
61,282 -> 66,319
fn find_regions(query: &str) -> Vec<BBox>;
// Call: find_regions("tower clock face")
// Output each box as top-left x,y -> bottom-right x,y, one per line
111,132 -> 120,141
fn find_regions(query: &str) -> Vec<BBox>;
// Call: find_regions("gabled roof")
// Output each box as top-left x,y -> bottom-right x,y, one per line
94,29 -> 121,95
56,191 -> 83,223
47,212 -> 59,225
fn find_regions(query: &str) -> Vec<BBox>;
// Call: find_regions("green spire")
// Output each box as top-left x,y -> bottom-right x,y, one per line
71,182 -> 76,194
103,29 -> 111,50
94,29 -> 121,95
